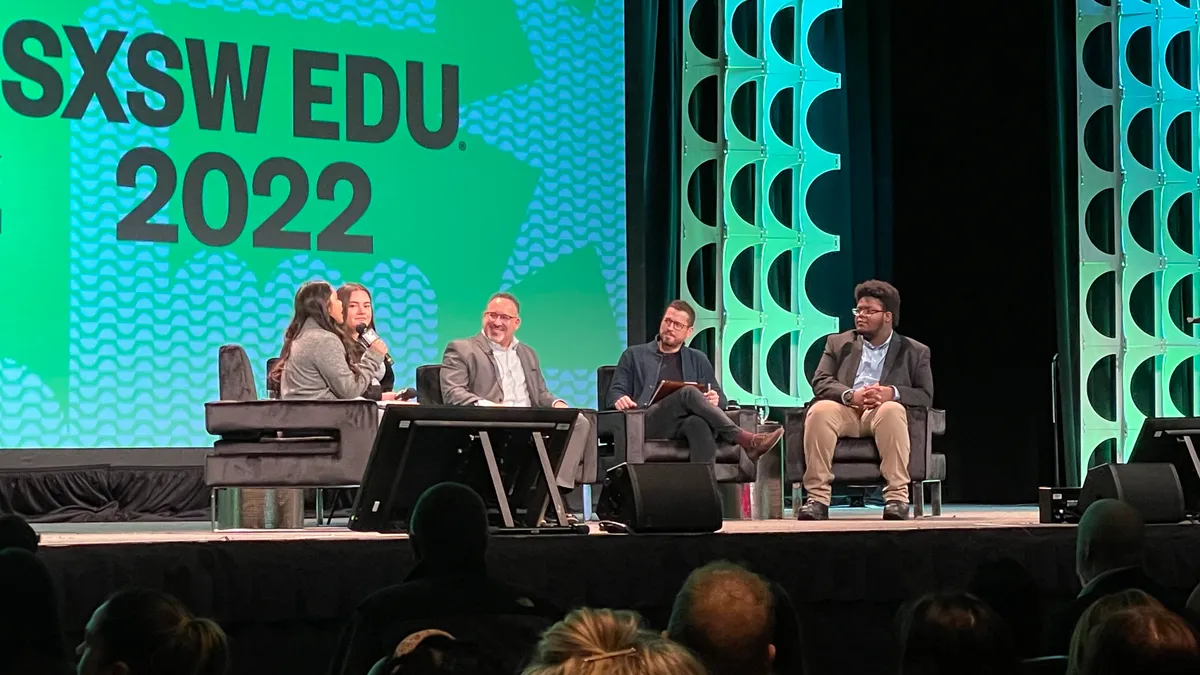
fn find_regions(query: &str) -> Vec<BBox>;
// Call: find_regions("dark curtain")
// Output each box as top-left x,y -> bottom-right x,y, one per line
625,0 -> 681,345
851,0 -> 1061,502
1050,0 -> 1080,485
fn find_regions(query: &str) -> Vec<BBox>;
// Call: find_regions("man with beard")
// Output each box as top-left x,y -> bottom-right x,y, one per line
604,300 -> 784,464
797,280 -> 933,521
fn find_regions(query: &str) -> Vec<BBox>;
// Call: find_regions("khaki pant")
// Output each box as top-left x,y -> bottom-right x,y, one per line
803,400 -> 910,505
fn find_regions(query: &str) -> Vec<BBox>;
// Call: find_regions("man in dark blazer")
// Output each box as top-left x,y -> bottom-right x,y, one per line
440,292 -> 591,495
799,280 -> 933,521
605,300 -> 783,462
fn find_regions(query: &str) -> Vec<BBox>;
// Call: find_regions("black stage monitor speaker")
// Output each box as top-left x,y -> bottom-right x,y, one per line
1079,462 -> 1186,524
597,463 -> 722,533
1128,416 -> 1200,513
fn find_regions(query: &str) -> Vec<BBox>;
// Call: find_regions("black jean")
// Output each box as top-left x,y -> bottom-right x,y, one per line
644,386 -> 742,463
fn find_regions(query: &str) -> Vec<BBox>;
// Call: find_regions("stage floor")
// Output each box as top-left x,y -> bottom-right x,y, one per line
34,505 -> 1054,546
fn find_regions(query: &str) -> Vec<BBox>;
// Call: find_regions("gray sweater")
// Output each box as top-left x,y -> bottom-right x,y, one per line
280,319 -> 385,400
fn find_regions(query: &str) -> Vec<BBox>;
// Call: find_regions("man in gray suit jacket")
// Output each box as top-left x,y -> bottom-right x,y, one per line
440,292 -> 591,501
798,280 -> 933,521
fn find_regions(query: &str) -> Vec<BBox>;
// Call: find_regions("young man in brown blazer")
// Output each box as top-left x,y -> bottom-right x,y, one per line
798,280 -> 934,521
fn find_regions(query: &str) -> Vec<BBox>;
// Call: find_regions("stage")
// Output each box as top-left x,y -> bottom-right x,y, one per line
29,506 -> 1200,675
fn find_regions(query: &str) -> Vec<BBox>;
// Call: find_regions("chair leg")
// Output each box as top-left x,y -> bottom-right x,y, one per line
931,480 -> 943,517
582,484 -> 594,522
911,482 -> 925,518
210,488 -> 218,532
315,489 -> 325,526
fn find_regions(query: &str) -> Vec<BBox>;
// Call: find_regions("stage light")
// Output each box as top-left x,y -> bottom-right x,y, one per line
681,0 -> 841,408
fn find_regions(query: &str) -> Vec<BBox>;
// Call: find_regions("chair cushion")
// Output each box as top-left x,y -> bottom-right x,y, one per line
642,440 -> 745,463
212,438 -> 339,457
832,438 -> 881,463
831,463 -> 883,483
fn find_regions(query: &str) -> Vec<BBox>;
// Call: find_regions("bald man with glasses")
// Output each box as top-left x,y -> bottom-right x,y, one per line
440,292 -> 592,523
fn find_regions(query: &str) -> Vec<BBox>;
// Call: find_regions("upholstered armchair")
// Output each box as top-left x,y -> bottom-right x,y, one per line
783,404 -> 947,516
206,345 -> 379,516
412,364 -> 600,485
594,366 -> 758,484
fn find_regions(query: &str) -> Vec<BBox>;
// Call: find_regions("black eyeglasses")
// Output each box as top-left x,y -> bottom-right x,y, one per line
851,307 -> 886,317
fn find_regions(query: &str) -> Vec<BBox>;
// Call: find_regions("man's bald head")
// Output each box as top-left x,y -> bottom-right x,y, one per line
1077,499 -> 1146,585
666,561 -> 775,675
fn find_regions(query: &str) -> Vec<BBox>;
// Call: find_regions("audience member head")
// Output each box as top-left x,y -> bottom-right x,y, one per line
666,561 -> 775,675
0,513 -> 39,552
368,632 -> 505,675
408,483 -> 489,578
658,300 -> 696,350
0,547 -> 71,674
1075,499 -> 1145,586
896,591 -> 1018,675
967,558 -> 1043,657
854,280 -> 900,339
77,588 -> 228,675
522,608 -> 707,675
482,292 -> 521,348
1068,589 -> 1199,675
272,280 -> 358,383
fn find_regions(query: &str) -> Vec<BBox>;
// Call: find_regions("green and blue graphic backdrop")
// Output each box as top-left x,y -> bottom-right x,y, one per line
0,0 -> 626,449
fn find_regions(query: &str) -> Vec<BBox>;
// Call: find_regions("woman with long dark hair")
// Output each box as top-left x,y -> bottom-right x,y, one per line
336,282 -> 399,400
271,281 -> 386,399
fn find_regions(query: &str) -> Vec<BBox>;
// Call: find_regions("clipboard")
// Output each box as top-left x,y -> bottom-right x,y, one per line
650,380 -> 707,405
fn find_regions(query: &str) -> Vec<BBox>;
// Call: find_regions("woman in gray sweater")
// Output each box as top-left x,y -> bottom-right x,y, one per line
271,281 -> 388,399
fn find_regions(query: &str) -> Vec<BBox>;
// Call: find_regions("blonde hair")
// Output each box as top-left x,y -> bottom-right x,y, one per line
522,608 -> 707,675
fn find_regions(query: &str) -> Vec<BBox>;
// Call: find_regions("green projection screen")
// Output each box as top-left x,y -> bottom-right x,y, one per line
0,0 -> 626,449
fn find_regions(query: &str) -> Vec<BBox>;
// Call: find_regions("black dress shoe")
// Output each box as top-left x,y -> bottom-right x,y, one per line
883,501 -> 910,521
796,500 -> 829,521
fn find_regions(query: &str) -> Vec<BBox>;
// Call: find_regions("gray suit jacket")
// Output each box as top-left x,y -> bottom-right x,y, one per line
810,330 -> 934,408
440,334 -> 560,407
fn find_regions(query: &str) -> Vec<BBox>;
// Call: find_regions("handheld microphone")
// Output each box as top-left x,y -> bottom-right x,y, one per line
356,324 -> 394,366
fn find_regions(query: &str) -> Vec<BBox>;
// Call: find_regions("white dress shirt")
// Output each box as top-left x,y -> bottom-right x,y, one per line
483,334 -> 531,407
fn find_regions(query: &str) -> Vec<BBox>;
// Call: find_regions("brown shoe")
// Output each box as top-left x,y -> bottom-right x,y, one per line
737,427 -> 784,461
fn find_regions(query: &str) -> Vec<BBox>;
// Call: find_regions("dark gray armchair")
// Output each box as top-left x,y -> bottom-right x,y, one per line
783,404 -> 947,516
412,364 -> 600,485
595,366 -> 758,483
206,345 -> 378,493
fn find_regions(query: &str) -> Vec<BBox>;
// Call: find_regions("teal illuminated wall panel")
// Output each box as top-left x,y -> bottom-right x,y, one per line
1076,0 -> 1200,480
682,0 -> 841,407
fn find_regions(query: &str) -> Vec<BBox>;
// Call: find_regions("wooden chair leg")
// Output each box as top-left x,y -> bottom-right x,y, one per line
931,480 -> 943,516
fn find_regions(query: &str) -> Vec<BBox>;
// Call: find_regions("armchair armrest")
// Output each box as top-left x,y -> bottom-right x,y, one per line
597,409 -> 644,464
929,408 -> 946,435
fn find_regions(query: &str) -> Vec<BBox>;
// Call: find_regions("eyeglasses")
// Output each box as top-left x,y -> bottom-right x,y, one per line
851,307 -> 886,317
662,318 -> 692,331
485,311 -> 518,323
